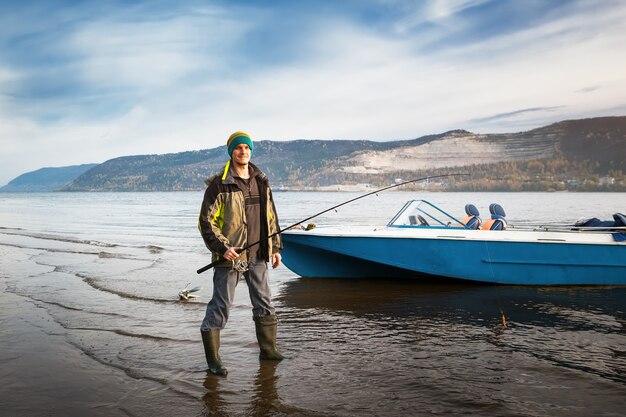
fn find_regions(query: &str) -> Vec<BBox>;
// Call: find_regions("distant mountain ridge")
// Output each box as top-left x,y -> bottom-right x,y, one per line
61,135 -> 439,191
12,116 -> 626,192
0,164 -> 98,192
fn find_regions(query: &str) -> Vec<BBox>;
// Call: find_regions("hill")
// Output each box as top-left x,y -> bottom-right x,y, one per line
0,164 -> 98,192
61,116 -> 626,192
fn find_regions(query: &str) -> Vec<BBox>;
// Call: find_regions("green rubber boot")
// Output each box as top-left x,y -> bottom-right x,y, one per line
201,329 -> 228,376
254,315 -> 285,361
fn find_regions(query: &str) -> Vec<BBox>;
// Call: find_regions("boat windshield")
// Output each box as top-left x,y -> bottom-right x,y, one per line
387,200 -> 465,228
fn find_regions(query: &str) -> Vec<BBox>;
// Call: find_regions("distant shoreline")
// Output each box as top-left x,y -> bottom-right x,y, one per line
2,187 -> 626,193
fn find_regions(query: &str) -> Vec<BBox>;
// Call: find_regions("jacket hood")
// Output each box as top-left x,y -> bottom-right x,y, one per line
205,161 -> 267,186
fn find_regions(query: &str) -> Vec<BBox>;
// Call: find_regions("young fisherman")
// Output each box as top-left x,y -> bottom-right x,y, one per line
198,131 -> 284,376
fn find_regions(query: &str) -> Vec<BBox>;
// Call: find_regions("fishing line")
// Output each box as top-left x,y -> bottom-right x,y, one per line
484,236 -> 507,329
197,173 -> 469,274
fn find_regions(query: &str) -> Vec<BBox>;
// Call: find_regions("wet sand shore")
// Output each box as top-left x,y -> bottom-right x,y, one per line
0,241 -> 324,417
0,246 -> 200,417
3,240 -> 626,417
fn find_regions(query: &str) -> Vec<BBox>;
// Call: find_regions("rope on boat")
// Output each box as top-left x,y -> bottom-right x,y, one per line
508,225 -> 626,233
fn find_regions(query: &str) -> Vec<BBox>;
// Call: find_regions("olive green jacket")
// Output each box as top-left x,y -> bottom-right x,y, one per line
198,160 -> 282,265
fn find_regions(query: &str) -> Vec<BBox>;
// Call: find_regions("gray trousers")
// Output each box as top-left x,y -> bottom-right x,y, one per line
200,259 -> 276,331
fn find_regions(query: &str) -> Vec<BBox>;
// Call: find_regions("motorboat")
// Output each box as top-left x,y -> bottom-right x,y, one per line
281,200 -> 626,285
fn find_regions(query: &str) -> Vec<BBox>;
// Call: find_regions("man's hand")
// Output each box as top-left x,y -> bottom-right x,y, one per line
223,247 -> 241,261
271,253 -> 282,269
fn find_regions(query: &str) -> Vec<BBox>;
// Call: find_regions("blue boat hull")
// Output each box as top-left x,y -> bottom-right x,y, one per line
281,233 -> 626,285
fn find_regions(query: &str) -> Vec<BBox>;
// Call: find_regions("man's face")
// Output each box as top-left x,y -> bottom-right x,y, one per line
232,143 -> 251,166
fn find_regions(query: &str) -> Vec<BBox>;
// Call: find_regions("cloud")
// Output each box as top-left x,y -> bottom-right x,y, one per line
64,7 -> 247,90
1,0 -> 626,184
467,106 -> 567,127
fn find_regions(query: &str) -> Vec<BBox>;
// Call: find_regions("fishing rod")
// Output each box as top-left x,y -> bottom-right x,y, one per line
197,173 -> 469,274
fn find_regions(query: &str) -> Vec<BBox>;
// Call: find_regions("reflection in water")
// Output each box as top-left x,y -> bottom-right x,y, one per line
278,278 -> 626,330
202,375 -> 228,417
278,278 -> 510,329
203,361 -> 317,417
276,278 -> 626,389
247,362 -> 285,416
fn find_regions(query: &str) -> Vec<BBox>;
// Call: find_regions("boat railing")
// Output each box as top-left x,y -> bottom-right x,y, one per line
508,224 -> 626,234
387,200 -> 465,228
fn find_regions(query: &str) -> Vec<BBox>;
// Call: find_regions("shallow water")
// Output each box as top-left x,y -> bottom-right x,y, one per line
0,191 -> 625,416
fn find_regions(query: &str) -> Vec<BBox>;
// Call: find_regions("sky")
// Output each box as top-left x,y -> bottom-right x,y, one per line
1,0 -> 626,185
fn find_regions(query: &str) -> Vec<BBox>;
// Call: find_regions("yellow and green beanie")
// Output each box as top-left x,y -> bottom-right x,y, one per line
226,131 -> 253,157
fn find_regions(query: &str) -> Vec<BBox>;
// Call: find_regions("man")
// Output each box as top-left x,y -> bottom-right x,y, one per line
198,131 -> 285,376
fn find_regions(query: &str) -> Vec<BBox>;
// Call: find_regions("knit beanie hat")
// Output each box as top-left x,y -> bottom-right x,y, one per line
226,131 -> 253,158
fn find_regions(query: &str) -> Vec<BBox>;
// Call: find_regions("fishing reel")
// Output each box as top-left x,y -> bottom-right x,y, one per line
232,259 -> 249,273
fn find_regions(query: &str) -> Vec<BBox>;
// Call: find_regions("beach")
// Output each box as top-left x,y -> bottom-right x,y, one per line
1,191 -> 625,416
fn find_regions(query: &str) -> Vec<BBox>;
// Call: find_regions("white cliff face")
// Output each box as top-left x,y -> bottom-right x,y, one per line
341,130 -> 558,173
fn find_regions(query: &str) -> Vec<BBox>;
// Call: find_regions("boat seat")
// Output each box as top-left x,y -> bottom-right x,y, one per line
481,203 -> 507,230
409,214 -> 429,226
461,204 -> 482,229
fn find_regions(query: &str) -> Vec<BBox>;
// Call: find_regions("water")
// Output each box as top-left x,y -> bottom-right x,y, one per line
1,191 -> 625,416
